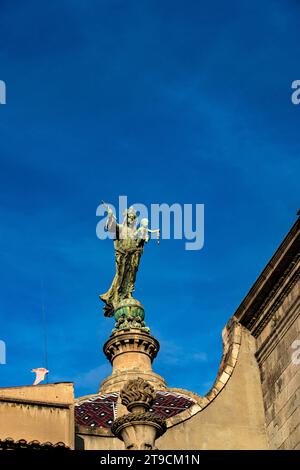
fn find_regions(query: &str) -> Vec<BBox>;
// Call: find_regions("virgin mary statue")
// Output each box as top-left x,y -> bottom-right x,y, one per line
100,206 -> 148,317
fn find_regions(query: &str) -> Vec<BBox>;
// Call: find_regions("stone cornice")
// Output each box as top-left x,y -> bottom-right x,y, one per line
250,266 -> 299,337
0,396 -> 72,409
111,411 -> 166,438
255,294 -> 300,364
103,329 -> 160,364
233,216 -> 300,335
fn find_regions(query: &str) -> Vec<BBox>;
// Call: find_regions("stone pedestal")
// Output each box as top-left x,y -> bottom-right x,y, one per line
99,329 -> 167,393
111,378 -> 167,450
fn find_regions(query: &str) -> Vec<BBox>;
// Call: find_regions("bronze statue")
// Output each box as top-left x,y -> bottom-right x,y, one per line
100,203 -> 159,318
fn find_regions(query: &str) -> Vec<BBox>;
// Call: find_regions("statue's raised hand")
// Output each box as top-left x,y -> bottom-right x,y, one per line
102,200 -> 115,219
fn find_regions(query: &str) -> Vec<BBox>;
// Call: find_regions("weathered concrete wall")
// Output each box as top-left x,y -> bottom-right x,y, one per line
0,383 -> 74,448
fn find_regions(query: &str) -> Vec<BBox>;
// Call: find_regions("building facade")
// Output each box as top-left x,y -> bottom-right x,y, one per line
0,216 -> 299,450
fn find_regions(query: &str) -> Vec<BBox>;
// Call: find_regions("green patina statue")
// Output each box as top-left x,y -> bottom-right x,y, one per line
100,203 -> 159,332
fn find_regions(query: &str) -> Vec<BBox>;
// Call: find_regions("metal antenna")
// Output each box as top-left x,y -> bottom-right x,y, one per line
41,280 -> 49,383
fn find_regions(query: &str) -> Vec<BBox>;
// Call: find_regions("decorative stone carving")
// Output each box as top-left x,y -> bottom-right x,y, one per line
100,329 -> 167,393
103,330 -> 159,364
111,412 -> 166,450
120,377 -> 156,412
111,411 -> 166,433
111,378 -> 166,450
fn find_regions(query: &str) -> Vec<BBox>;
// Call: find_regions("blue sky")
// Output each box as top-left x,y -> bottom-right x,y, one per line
0,0 -> 299,397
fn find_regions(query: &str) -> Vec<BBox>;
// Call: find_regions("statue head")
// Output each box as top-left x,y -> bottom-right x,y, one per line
140,218 -> 149,228
123,207 -> 138,227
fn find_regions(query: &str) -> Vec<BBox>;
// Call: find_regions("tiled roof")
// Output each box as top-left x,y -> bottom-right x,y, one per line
149,390 -> 195,419
75,390 -> 195,429
75,392 -> 118,428
0,438 -> 69,450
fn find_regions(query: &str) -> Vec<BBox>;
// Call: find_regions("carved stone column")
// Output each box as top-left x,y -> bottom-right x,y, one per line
111,378 -> 166,450
99,329 -> 167,393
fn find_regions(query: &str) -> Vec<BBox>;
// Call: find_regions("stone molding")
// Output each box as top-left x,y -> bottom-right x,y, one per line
111,411 -> 166,437
255,294 -> 300,364
103,329 -> 160,364
0,396 -> 71,409
248,265 -> 299,337
99,369 -> 167,393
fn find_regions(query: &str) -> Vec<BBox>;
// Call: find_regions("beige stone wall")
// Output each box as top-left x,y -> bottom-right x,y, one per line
0,383 -> 74,448
256,278 -> 300,450
0,382 -> 73,403
157,328 -> 268,450
76,432 -> 124,450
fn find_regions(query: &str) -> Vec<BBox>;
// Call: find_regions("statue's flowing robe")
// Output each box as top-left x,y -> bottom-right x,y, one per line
100,216 -> 145,317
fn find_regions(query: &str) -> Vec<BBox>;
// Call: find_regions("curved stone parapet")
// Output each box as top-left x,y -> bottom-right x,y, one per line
205,317 -> 242,401
156,320 -> 268,449
164,318 -> 243,428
